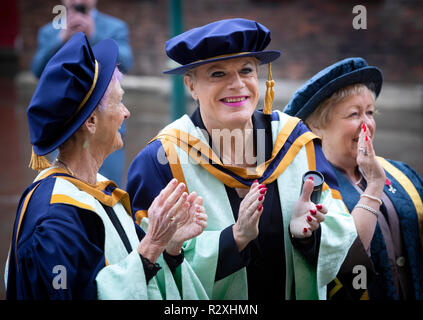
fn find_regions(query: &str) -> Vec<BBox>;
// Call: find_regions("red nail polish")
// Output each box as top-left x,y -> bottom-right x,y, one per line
258,184 -> 266,189
260,188 -> 267,194
362,123 -> 366,132
258,204 -> 263,211
303,228 -> 308,233
365,135 -> 369,141
316,204 -> 323,210
308,176 -> 314,181
253,179 -> 258,183
259,195 -> 264,201
307,216 -> 312,222
310,209 -> 317,215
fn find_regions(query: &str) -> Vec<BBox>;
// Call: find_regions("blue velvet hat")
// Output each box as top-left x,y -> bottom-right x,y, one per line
27,32 -> 118,167
163,18 -> 281,75
283,57 -> 383,120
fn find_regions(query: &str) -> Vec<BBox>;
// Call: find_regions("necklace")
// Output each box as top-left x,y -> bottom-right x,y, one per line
54,158 -> 75,176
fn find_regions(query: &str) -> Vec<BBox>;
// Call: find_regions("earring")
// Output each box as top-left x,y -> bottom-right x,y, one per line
82,140 -> 89,149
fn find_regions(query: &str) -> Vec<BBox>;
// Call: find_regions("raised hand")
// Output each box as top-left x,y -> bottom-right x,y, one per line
60,10 -> 95,42
351,123 -> 386,250
356,123 -> 385,196
289,177 -> 327,239
233,180 -> 266,252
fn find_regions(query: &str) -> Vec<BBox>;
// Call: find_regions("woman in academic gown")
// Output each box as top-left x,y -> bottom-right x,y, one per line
284,57 -> 423,300
6,32 -> 208,300
126,18 -> 357,300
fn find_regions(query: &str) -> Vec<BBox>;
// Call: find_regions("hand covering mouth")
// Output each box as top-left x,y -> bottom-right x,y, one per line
353,135 -> 371,142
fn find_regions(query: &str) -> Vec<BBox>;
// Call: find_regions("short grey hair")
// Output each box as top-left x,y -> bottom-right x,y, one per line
184,68 -> 196,82
97,67 -> 123,112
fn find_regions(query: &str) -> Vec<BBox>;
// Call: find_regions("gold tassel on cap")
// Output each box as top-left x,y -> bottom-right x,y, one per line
29,147 -> 51,171
263,63 -> 275,115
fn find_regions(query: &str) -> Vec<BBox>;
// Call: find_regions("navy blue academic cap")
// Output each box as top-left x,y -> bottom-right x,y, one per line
283,57 -> 383,120
27,32 -> 118,156
163,18 -> 281,74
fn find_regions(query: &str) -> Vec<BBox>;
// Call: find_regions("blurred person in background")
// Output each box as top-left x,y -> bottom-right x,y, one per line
284,57 -> 423,300
32,0 -> 132,76
31,0 -> 133,187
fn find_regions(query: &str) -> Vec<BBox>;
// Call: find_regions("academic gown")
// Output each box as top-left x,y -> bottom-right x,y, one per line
127,108 -> 352,300
331,159 -> 423,300
5,170 -> 186,300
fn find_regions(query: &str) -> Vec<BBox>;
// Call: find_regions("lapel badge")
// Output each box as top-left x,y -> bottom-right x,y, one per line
385,178 -> 396,194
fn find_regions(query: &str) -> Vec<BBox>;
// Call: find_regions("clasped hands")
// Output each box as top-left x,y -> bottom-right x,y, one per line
137,179 -> 207,261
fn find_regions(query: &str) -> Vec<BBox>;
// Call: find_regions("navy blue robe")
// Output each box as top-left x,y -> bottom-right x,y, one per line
332,160 -> 423,300
6,172 -> 170,300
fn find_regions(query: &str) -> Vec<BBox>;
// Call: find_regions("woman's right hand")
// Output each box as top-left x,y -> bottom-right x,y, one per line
356,123 -> 386,196
233,180 -> 266,252
352,124 -> 386,250
137,179 -> 190,262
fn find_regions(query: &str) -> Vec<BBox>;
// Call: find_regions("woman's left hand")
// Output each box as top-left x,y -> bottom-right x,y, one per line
166,192 -> 208,255
289,178 -> 327,238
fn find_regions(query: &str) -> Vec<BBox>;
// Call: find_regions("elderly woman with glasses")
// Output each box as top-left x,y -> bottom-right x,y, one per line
284,57 -> 423,300
6,33 -> 208,300
127,19 -> 357,300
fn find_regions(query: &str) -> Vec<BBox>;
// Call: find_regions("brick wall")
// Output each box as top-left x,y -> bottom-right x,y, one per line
19,0 -> 423,82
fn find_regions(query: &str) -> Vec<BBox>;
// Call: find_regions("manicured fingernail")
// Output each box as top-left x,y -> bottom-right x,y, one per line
362,123 -> 366,132
258,184 -> 266,189
365,135 -> 368,141
316,204 -> 323,210
258,195 -> 264,201
260,188 -> 267,194
310,209 -> 317,215
258,204 -> 263,211
308,176 -> 314,181
303,228 -> 308,233
253,179 -> 258,183
307,216 -> 313,222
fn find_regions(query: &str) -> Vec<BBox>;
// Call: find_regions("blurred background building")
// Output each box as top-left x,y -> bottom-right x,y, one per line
0,0 -> 422,299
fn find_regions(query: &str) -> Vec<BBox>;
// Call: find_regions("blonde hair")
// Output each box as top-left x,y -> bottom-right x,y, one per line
184,57 -> 260,83
305,83 -> 376,130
